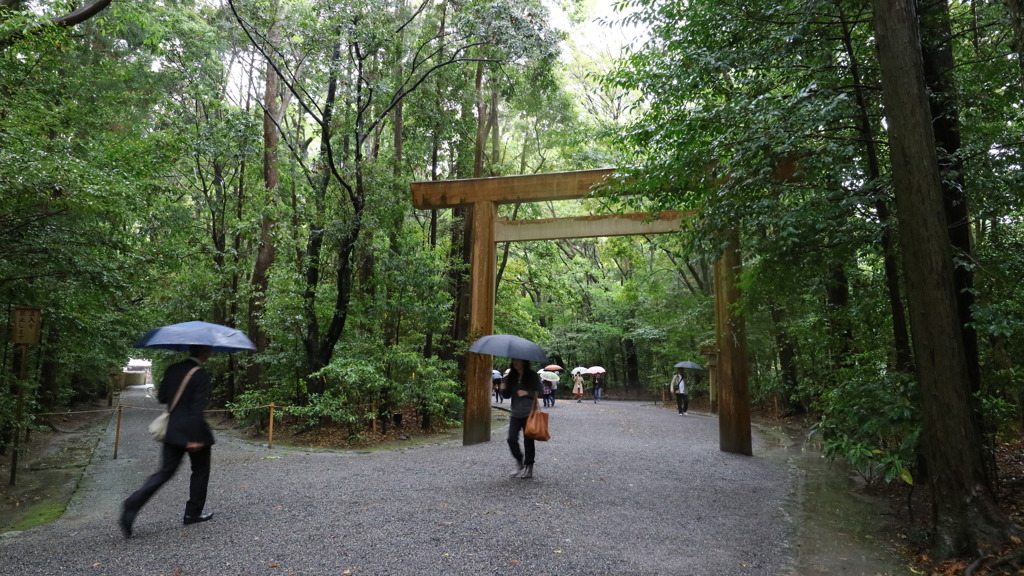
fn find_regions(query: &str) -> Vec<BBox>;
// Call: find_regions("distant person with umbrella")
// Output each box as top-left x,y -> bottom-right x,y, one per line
121,344 -> 217,537
501,357 -> 542,479
492,370 -> 504,403
590,368 -> 604,403
572,371 -> 584,402
671,361 -> 701,415
671,366 -> 688,415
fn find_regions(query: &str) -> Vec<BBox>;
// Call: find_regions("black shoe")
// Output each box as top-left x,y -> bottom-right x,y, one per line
183,512 -> 214,525
119,505 -> 137,539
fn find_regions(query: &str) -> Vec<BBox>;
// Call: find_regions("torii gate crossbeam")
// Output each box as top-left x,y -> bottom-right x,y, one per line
410,169 -> 751,455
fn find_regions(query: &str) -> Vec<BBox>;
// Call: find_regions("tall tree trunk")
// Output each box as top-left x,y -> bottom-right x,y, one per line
623,338 -> 640,389
473,60 -> 487,177
768,302 -> 802,415
424,128 -> 441,360
839,5 -> 913,373
489,81 -> 500,173
301,37 -> 343,392
871,0 -> 1014,558
918,0 -> 980,392
824,266 -> 853,369
439,86 -> 477,363
248,3 -> 286,390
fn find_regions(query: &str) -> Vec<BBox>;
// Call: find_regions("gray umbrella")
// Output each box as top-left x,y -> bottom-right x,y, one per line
468,334 -> 548,364
135,321 -> 256,353
674,361 -> 702,369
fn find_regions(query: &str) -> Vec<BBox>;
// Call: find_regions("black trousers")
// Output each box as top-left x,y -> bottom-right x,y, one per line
125,443 -> 211,517
675,392 -> 689,414
507,415 -> 535,466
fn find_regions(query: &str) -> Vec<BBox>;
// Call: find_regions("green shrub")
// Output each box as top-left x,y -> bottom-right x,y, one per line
810,366 -> 919,486
228,381 -> 307,427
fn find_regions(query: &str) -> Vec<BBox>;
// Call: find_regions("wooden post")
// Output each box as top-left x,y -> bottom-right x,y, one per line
114,405 -> 123,459
464,201 -> 497,445
701,344 -> 719,413
268,403 -> 275,448
715,232 -> 752,455
8,307 -> 40,486
9,344 -> 27,486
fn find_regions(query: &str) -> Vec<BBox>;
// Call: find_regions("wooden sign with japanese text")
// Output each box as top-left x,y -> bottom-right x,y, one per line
11,306 -> 41,344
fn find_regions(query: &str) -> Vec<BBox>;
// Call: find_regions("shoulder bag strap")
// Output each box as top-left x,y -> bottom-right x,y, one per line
167,366 -> 201,414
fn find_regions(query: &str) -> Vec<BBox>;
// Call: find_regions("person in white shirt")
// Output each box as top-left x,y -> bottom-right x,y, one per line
670,368 -> 688,415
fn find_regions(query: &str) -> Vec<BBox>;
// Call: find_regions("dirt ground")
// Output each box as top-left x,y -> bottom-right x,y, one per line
2,396 -> 1022,575
0,400 -> 114,532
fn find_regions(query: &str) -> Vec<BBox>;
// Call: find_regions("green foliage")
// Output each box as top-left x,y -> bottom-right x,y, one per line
228,381 -> 308,428
976,369 -> 1023,439
231,347 -> 462,434
811,366 -> 919,486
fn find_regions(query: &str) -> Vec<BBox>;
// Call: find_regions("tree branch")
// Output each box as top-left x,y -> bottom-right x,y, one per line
51,0 -> 113,28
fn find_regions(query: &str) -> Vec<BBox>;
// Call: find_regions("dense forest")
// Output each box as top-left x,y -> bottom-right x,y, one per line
1,0 -> 1022,566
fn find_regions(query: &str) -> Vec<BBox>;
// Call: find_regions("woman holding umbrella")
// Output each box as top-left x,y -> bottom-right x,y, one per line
501,357 -> 542,479
572,370 -> 585,402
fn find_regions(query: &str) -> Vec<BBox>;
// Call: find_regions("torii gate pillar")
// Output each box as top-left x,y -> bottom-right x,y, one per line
465,201 -> 498,445
715,233 -> 752,455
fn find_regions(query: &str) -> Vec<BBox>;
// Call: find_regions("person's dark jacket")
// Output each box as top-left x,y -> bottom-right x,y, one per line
501,366 -> 541,419
157,357 -> 215,448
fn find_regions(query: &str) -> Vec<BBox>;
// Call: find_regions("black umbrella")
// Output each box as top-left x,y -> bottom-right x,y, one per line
674,361 -> 702,369
468,334 -> 548,363
135,321 -> 256,353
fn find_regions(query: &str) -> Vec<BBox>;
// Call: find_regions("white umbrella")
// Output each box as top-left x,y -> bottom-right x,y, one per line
571,366 -> 588,375
587,366 -> 606,374
537,370 -> 560,382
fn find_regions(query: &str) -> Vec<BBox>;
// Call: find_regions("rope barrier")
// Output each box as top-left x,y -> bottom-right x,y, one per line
13,398 -> 446,471
33,404 -> 294,416
35,409 -> 118,416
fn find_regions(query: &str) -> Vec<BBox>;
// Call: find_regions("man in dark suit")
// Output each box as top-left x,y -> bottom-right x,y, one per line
120,345 -> 216,538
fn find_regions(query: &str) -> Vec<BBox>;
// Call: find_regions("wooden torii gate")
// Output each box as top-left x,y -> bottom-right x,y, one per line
410,169 -> 752,455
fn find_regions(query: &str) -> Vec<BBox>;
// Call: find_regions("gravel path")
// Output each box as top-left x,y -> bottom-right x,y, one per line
0,387 -> 896,576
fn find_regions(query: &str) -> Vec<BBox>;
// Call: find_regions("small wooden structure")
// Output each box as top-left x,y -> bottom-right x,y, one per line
410,169 -> 751,455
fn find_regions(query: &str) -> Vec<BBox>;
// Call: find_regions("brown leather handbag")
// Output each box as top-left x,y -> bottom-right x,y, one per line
524,397 -> 550,441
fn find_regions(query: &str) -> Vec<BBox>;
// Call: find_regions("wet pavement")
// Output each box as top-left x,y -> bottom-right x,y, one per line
758,424 -> 912,575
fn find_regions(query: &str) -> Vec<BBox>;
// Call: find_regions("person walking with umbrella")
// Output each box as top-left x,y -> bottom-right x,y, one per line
120,345 -> 217,537
501,357 -> 542,479
670,361 -> 701,415
120,321 -> 255,537
589,367 -> 605,403
671,366 -> 688,415
468,335 -> 547,479
572,371 -> 585,402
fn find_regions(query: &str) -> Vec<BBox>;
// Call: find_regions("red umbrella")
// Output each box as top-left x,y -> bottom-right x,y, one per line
543,364 -> 563,371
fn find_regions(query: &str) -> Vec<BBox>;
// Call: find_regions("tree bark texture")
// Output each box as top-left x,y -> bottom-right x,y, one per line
838,5 -> 913,373
918,0 -> 980,392
871,0 -> 1012,558
714,231 -> 751,455
248,5 -> 285,390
